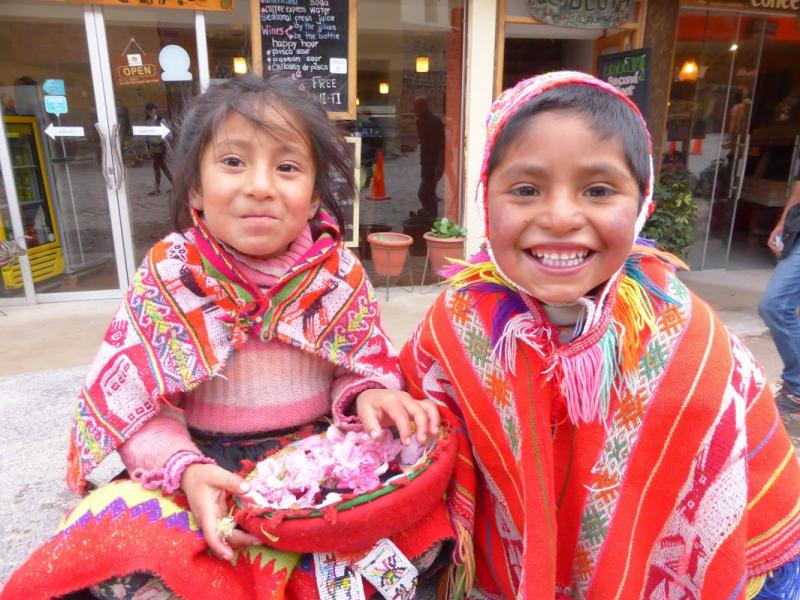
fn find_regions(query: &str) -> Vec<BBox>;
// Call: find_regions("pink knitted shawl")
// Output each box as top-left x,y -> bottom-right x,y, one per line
67,211 -> 402,493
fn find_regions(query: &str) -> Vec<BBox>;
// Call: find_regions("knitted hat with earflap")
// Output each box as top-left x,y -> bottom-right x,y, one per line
450,71 -> 666,426
477,70 -> 655,289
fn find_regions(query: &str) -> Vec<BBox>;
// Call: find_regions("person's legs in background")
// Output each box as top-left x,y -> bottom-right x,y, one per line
150,152 -> 163,195
149,152 -> 172,195
418,167 -> 441,218
758,240 -> 800,414
161,154 -> 173,186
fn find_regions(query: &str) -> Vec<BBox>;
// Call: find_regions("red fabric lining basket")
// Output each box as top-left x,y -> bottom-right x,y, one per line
230,423 -> 457,553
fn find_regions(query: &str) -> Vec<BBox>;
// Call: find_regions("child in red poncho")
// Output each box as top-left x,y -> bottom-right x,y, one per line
400,71 -> 800,599
3,75 -> 441,600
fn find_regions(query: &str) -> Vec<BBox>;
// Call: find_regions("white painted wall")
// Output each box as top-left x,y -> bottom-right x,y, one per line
463,0 -> 497,255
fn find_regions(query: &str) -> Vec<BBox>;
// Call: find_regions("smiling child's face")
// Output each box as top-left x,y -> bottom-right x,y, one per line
191,107 -> 320,259
486,110 -> 641,305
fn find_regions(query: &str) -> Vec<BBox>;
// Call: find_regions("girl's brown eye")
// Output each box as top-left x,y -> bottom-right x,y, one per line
586,186 -> 612,198
511,185 -> 538,197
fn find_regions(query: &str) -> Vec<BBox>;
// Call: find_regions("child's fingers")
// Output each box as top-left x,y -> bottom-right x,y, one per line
358,402 -> 384,439
421,400 -> 441,434
228,528 -> 263,550
200,511 -> 233,561
382,402 -> 413,444
208,466 -> 251,495
403,400 -> 430,443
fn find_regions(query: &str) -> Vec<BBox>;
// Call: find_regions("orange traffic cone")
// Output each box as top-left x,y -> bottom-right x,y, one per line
691,138 -> 703,155
368,151 -> 391,201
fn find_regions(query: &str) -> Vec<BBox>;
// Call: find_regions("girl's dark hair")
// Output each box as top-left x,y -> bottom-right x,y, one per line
487,84 -> 650,199
169,74 -> 350,234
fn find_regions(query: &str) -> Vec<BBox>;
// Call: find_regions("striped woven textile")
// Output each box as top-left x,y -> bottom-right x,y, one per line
400,255 -> 800,599
1,480 -> 304,600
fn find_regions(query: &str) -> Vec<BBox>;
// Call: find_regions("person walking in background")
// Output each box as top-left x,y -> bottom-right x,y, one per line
413,96 -> 444,218
145,101 -> 172,196
759,177 -> 800,416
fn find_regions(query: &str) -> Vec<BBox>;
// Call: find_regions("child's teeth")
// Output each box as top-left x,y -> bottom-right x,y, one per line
533,250 -> 589,266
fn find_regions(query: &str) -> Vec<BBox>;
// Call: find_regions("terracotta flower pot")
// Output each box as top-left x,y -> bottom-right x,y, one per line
367,232 -> 413,277
423,232 -> 465,275
359,223 -> 392,260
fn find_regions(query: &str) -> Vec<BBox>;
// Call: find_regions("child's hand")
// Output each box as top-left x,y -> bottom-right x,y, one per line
356,388 -> 440,445
180,463 -> 262,560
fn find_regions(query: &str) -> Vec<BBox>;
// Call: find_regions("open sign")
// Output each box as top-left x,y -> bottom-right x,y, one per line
113,54 -> 161,86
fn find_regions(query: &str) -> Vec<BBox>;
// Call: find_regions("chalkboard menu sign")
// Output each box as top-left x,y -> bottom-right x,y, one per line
252,0 -> 356,119
597,48 -> 650,121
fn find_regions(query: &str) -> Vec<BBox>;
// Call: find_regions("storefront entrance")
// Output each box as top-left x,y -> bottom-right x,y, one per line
0,0 -> 467,304
0,1 -> 207,303
668,8 -> 800,270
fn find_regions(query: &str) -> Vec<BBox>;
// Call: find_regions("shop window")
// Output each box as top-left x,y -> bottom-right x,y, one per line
204,3 -> 252,82
352,0 -> 466,282
0,1 -> 116,295
665,10 -> 800,271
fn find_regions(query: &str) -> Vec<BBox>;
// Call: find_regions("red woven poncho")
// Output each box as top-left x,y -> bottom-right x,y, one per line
399,71 -> 800,599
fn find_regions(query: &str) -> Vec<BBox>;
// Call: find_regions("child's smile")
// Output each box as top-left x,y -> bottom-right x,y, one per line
486,110 -> 640,305
528,244 -> 592,271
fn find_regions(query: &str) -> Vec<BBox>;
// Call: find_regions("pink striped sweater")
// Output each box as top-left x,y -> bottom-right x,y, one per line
119,226 -> 381,489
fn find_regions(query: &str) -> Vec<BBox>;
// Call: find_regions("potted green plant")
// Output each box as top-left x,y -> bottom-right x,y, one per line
641,165 -> 698,259
423,217 -> 466,274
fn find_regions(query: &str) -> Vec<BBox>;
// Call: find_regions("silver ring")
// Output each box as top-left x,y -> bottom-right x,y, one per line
217,515 -> 235,544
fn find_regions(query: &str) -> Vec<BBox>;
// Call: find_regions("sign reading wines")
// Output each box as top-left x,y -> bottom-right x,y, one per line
253,0 -> 356,119
597,48 -> 651,121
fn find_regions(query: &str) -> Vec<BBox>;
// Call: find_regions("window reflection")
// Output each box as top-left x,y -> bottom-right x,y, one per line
352,2 -> 465,277
204,2 -> 252,83
207,1 -> 467,283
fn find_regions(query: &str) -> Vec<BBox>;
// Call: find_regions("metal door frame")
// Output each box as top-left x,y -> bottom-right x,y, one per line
0,115 -> 36,305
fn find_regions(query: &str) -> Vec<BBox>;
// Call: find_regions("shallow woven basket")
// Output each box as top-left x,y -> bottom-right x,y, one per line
230,422 -> 457,553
